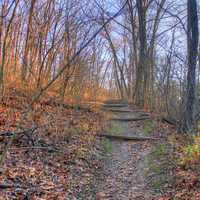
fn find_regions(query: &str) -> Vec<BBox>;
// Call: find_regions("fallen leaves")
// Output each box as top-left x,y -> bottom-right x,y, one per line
0,92 -> 104,199
176,169 -> 199,189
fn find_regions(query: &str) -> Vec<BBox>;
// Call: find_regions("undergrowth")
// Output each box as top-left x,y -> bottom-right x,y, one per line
179,135 -> 200,168
102,139 -> 113,154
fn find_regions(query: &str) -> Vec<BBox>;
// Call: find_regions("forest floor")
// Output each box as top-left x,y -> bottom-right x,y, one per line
96,101 -> 200,200
96,101 -> 165,200
0,89 -> 200,199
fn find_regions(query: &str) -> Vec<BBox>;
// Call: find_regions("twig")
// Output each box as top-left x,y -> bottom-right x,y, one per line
0,127 -> 38,137
8,146 -> 59,152
0,184 -> 28,190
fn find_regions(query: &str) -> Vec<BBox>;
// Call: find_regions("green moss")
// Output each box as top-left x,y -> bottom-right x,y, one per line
148,162 -> 163,174
144,143 -> 173,193
151,176 -> 169,191
105,122 -> 125,136
102,139 -> 113,154
152,143 -> 167,157
183,144 -> 200,156
143,121 -> 155,135
68,127 -> 82,135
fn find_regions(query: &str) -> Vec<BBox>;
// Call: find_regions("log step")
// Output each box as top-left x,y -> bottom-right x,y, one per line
98,134 -> 159,141
101,108 -> 132,113
110,117 -> 150,122
103,104 -> 128,108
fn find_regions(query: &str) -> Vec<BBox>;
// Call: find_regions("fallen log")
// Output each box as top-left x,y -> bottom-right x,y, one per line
41,99 -> 91,112
0,183 -> 28,190
0,127 -> 38,147
0,127 -> 37,137
0,184 -> 14,190
8,146 -> 60,153
98,134 -> 159,141
0,131 -> 14,137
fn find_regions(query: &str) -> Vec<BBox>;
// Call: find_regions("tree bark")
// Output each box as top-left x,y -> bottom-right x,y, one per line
180,0 -> 199,133
135,0 -> 147,108
21,0 -> 36,82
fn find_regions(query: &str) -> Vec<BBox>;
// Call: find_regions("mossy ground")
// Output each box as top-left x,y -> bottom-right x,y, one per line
144,142 -> 174,193
143,120 -> 155,135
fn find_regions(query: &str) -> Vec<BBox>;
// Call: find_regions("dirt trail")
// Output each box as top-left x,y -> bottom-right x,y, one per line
96,102 -> 158,200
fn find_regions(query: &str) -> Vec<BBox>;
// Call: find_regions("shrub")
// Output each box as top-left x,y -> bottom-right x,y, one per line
180,136 -> 200,167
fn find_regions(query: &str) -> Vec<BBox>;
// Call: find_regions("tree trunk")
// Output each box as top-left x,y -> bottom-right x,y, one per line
21,0 -> 36,82
135,0 -> 147,108
180,0 -> 199,133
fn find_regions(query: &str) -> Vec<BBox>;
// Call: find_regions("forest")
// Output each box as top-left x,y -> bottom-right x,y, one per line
0,0 -> 199,199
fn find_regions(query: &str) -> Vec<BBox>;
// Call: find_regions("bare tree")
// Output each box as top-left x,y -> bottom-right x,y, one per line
180,0 -> 199,133
134,0 -> 148,107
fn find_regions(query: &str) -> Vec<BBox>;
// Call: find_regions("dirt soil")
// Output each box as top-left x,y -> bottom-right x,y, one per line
96,104 -> 160,200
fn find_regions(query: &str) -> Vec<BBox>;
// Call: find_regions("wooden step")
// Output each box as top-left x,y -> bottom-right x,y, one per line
101,107 -> 132,113
110,116 -> 150,122
98,134 -> 159,141
103,103 -> 128,108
